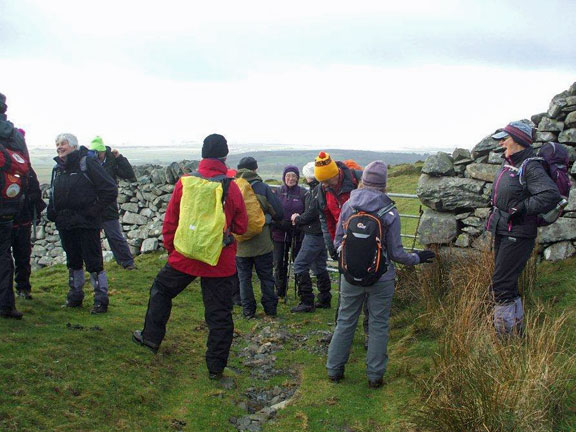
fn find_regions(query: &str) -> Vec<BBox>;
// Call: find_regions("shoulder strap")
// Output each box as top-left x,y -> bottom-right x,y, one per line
376,202 -> 396,219
190,172 -> 230,205
79,156 -> 94,185
518,157 -> 544,186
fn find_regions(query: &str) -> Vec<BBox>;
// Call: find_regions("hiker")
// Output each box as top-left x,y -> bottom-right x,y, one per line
0,93 -> 33,319
235,156 -> 284,318
313,152 -> 362,309
271,165 -> 306,299
326,161 -> 436,388
11,130 -> 46,300
88,136 -> 137,270
486,121 -> 562,336
226,167 -> 242,307
133,134 -> 248,381
47,133 -> 118,314
289,161 -> 331,312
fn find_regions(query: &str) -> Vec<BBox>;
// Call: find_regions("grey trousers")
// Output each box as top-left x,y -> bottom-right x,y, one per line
326,277 -> 395,381
102,219 -> 134,267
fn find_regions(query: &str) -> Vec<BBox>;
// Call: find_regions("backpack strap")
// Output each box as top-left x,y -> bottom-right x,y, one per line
376,202 -> 396,219
517,157 -> 544,187
190,172 -> 230,205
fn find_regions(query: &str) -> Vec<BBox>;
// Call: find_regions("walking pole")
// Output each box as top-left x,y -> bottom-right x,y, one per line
282,230 -> 290,304
289,228 -> 298,300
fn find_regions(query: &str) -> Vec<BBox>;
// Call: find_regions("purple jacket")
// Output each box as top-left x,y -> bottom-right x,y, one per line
271,184 -> 306,242
334,188 -> 420,282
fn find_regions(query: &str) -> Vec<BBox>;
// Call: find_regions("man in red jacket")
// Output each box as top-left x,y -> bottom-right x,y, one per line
133,134 -> 248,380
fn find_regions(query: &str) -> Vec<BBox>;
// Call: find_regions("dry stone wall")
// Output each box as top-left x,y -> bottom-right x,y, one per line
32,160 -> 198,269
417,82 -> 576,261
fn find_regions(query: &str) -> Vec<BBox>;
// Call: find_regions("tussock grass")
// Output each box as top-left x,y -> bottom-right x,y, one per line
413,247 -> 575,432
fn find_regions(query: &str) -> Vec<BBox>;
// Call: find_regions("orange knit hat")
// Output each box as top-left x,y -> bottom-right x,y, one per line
314,151 -> 339,181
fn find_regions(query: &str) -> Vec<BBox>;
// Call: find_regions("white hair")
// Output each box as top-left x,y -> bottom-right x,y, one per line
55,133 -> 78,149
302,161 -> 316,179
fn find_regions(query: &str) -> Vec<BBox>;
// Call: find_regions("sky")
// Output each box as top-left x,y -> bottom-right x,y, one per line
1,0 -> 575,153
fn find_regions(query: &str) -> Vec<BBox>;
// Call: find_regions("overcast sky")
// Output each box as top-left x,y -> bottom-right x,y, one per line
1,0 -> 575,152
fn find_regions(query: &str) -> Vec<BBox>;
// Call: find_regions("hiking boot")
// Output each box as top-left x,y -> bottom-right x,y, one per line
17,291 -> 33,300
63,300 -> 83,308
0,308 -> 23,320
132,330 -> 159,354
123,264 -> 137,271
90,303 -> 108,314
368,378 -> 384,389
328,372 -> 344,383
315,301 -> 331,309
243,311 -> 256,320
208,371 -> 223,380
290,303 -> 315,313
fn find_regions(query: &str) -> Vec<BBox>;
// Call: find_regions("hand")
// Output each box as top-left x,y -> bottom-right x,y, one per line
508,202 -> 526,225
291,213 -> 300,225
417,250 -> 435,264
329,247 -> 339,261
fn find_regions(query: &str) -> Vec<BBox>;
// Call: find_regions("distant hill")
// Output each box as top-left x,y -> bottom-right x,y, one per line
226,149 -> 429,178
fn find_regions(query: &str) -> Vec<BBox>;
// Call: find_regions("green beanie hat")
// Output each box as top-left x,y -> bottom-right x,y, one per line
90,136 -> 106,152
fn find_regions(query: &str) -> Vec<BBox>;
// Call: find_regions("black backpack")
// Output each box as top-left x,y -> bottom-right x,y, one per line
338,202 -> 395,286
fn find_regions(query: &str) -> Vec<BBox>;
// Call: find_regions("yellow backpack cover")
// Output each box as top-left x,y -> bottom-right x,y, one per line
174,175 -> 228,266
234,177 -> 265,242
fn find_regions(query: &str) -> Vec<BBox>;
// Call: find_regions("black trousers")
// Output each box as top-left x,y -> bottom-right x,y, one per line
491,234 -> 535,304
11,224 -> 32,293
142,264 -> 235,374
0,221 -> 15,311
59,228 -> 104,272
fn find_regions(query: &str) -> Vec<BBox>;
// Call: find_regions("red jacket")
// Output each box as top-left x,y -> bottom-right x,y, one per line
163,159 -> 248,277
320,166 -> 360,239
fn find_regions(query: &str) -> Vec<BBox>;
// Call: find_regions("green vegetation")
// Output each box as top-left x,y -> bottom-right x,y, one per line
2,166 -> 574,431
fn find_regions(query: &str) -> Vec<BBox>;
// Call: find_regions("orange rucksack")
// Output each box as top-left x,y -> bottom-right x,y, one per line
233,177 -> 265,242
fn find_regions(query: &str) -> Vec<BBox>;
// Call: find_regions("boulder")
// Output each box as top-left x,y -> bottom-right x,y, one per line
548,92 -> 568,118
543,241 -> 576,262
421,152 -> 455,177
122,212 -> 149,225
465,163 -> 500,182
538,217 -> 576,243
488,150 -> 504,165
454,233 -> 472,248
141,238 -> 159,253
565,111 -> 576,129
534,131 -> 557,142
471,135 -> 499,159
531,113 -> 548,126
564,188 -> 576,212
559,128 -> 576,144
417,174 -> 488,211
538,117 -> 564,132
120,202 -> 140,213
461,216 -> 483,227
417,209 -> 458,245
452,148 -> 471,162
561,96 -> 576,113
474,207 -> 491,219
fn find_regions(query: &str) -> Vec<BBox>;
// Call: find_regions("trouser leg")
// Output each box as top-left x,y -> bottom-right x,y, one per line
67,268 -> 86,305
231,272 -> 241,306
365,279 -> 395,381
273,241 -> 287,297
237,256 -> 256,316
295,272 -> 314,305
11,225 -> 32,293
326,280 -> 365,377
315,270 -> 332,307
201,276 -> 235,374
102,219 -> 134,267
141,264 -> 194,345
60,229 -> 86,305
79,229 -> 108,305
254,252 -> 278,315
0,221 -> 16,311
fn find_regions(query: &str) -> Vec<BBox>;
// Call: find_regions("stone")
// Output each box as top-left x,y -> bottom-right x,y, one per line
531,113 -> 548,126
461,216 -> 483,227
452,148 -> 471,162
417,209 -> 458,245
455,212 -> 472,220
421,152 -> 455,177
488,150 -> 504,165
471,135 -> 499,159
538,117 -> 564,132
538,217 -> 576,243
465,163 -> 500,182
120,203 -> 139,213
38,256 -> 53,266
471,231 -> 492,251
534,131 -> 557,142
103,251 -> 115,262
122,212 -> 148,225
570,82 -> 576,95
565,111 -> 576,129
461,226 -> 482,236
474,155 -> 489,164
417,174 -> 488,211
34,226 -> 45,240
140,208 -> 154,218
543,241 -> 576,261
141,238 -> 158,253
558,128 -> 576,144
474,208 -> 491,219
454,233 -> 471,248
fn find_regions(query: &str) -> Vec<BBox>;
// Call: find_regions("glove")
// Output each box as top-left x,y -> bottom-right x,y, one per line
417,250 -> 436,264
508,202 -> 527,225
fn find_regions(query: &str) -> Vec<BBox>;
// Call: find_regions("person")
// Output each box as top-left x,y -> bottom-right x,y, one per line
12,147 -> 46,299
0,92 -> 31,319
290,162 -> 331,312
271,165 -> 306,299
133,134 -> 248,381
314,152 -> 362,308
486,121 -> 561,336
326,161 -> 435,388
235,156 -> 284,318
89,136 -> 137,270
47,133 -> 118,314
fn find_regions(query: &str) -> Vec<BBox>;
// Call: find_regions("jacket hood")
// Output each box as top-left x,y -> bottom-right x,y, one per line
506,146 -> 536,167
236,168 -> 262,183
198,158 -> 227,177
346,188 -> 393,213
